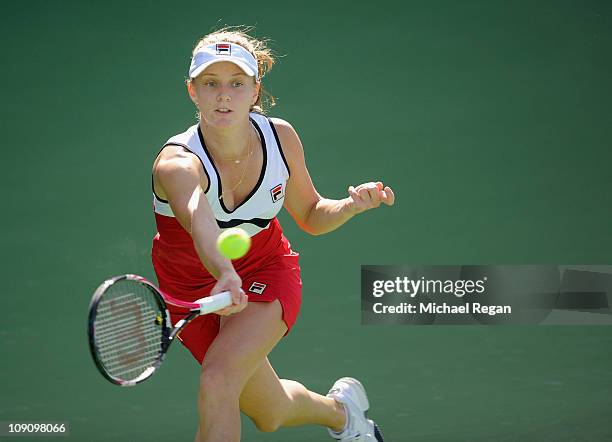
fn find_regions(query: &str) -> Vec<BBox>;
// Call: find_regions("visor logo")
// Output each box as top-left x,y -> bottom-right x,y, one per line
216,43 -> 231,55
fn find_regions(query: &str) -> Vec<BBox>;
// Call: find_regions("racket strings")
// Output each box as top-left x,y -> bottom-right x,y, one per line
98,333 -> 161,359
93,280 -> 164,382
95,323 -> 160,347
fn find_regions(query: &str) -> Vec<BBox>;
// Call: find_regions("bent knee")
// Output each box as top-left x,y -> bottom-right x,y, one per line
199,364 -> 241,400
250,414 -> 284,433
200,365 -> 225,390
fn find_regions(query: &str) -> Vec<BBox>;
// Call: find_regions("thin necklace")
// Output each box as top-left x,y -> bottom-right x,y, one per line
216,149 -> 251,164
219,128 -> 255,201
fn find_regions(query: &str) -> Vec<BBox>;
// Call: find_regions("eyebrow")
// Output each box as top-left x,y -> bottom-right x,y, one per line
200,72 -> 246,78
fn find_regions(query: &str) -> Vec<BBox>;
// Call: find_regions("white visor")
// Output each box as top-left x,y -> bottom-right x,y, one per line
189,42 -> 258,80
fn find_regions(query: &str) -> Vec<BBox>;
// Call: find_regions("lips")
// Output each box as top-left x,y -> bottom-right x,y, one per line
216,108 -> 232,114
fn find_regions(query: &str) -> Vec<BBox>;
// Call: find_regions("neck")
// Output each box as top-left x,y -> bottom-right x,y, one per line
199,118 -> 253,160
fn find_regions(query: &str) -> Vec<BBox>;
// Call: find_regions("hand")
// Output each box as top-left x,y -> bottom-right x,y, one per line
211,270 -> 248,316
346,181 -> 395,215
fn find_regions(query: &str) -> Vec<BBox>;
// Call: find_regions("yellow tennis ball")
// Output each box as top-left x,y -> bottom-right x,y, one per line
216,227 -> 251,260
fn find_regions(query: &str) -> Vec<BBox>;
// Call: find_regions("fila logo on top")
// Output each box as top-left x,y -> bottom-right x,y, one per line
249,282 -> 267,295
216,43 -> 231,55
270,183 -> 284,203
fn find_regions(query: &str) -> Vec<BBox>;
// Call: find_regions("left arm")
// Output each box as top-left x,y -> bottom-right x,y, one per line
273,118 -> 395,235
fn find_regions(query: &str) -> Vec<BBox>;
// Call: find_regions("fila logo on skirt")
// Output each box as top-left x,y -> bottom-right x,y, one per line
270,183 -> 284,203
249,282 -> 267,295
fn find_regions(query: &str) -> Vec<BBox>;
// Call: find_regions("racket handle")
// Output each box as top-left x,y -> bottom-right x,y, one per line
195,291 -> 233,314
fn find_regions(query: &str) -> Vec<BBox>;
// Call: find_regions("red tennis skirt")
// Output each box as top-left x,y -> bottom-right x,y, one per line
152,215 -> 302,364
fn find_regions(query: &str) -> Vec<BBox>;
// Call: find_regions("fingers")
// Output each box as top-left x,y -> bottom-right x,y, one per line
353,183 -> 380,207
229,289 -> 248,314
216,291 -> 248,316
348,181 -> 392,213
211,271 -> 247,316
348,185 -> 367,213
364,186 -> 381,206
381,186 -> 395,206
227,288 -> 247,308
229,287 -> 244,305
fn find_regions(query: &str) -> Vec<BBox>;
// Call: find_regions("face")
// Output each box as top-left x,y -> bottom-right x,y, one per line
188,61 -> 259,129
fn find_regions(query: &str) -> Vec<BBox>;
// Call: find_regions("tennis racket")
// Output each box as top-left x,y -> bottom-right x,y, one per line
88,274 -> 233,387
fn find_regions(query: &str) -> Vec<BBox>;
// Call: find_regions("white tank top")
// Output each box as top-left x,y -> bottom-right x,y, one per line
153,113 -> 290,237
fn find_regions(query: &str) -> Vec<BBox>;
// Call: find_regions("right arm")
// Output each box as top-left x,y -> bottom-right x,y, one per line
152,145 -> 247,314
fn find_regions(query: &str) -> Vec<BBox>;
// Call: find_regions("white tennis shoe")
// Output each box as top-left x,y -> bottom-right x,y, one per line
326,377 -> 385,441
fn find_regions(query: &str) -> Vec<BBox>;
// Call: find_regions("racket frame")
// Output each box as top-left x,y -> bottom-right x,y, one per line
88,274 -> 225,387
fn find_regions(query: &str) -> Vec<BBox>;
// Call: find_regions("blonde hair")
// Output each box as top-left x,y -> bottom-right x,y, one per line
190,26 -> 276,114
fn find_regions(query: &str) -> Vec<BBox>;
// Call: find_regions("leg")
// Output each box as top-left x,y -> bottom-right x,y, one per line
239,357 -> 346,432
196,300 -> 287,442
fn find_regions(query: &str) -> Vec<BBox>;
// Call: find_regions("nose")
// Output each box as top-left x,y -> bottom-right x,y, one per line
216,85 -> 231,102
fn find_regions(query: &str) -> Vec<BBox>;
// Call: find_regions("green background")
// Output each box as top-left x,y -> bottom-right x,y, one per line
1,0 -> 611,440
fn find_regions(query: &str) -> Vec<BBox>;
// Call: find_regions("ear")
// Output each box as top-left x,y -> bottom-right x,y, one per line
186,80 -> 198,105
252,81 -> 261,106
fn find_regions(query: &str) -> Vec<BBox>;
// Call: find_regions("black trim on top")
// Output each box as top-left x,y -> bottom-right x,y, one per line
268,118 -> 291,177
167,142 -> 211,194
152,144 -> 171,203
197,117 -> 268,214
152,141 -> 211,202
217,217 -> 272,229
152,175 -> 168,203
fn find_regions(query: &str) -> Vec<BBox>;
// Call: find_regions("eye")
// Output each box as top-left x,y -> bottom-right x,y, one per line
204,81 -> 216,87
233,81 -> 243,87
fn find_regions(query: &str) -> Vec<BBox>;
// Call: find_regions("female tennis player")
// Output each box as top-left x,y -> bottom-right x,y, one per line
151,27 -> 394,442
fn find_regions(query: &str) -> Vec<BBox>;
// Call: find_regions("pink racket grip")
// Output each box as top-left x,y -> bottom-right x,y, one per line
194,291 -> 233,314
